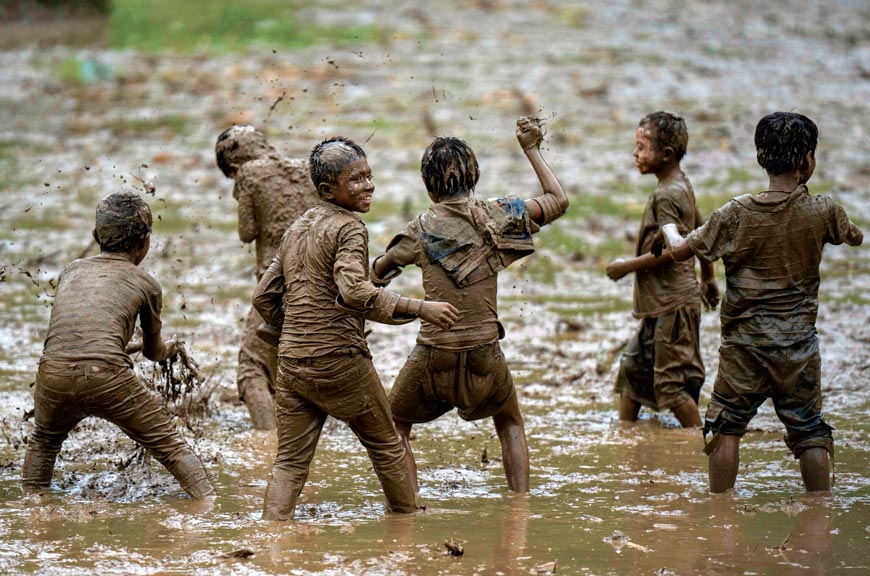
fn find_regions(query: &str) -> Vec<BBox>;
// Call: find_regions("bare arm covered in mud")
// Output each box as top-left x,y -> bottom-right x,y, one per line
516,116 -> 569,227
606,250 -> 676,282
694,205 -> 720,309
235,176 -> 259,243
651,223 -> 694,262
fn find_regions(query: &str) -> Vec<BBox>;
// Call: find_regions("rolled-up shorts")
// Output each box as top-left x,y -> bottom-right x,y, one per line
389,342 -> 515,423
704,335 -> 833,458
613,305 -> 705,411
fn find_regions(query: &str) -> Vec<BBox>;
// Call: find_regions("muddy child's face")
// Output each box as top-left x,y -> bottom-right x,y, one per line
328,159 -> 374,213
633,127 -> 665,175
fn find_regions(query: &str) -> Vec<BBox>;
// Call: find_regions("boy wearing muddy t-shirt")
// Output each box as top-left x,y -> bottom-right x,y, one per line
654,112 -> 863,492
253,137 -> 459,520
216,126 -> 317,429
372,117 -> 569,493
22,192 -> 215,499
606,111 -> 719,428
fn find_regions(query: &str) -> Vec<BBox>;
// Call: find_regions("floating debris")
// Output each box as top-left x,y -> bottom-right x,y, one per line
444,539 -> 464,556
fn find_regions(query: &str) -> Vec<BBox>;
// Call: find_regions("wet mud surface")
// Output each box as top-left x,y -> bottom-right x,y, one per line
1,0 -> 869,574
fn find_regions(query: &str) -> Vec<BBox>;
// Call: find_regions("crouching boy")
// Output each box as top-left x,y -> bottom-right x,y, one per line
371,116 -> 569,494
654,112 -> 863,492
253,137 -> 459,520
22,192 -> 215,499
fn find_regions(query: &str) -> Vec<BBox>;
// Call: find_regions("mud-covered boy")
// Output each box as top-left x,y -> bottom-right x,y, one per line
216,126 -> 318,429
654,112 -> 863,492
606,111 -> 719,427
371,116 -> 569,494
252,137 -> 459,520
22,192 -> 215,499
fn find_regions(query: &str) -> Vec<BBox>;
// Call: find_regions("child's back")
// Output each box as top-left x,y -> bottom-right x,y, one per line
44,254 -> 162,366
690,186 -> 860,345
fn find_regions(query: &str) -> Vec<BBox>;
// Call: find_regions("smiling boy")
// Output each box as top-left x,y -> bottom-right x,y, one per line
606,111 -> 719,428
252,137 -> 459,520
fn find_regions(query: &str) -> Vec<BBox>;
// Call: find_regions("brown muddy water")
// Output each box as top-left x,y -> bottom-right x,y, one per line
2,0 -> 869,574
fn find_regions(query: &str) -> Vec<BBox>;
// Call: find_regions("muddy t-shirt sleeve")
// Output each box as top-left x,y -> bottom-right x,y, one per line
686,202 -> 735,262
252,238 -> 286,327
139,275 -> 163,337
655,186 -> 688,231
825,200 -> 862,246
384,224 -> 420,268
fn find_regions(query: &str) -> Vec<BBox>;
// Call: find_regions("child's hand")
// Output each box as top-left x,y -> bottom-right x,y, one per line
516,116 -> 544,151
701,279 -> 721,311
165,338 -> 182,360
650,229 -> 666,257
606,258 -> 628,281
419,301 -> 460,331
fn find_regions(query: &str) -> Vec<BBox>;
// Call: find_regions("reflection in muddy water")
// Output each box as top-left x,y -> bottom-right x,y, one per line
1,0 -> 869,573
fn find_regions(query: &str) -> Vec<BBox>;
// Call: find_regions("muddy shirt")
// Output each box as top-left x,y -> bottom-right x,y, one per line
382,197 -> 536,350
633,171 -> 701,318
686,185 -> 862,346
42,253 -> 162,368
254,202 -> 400,359
234,155 -> 317,279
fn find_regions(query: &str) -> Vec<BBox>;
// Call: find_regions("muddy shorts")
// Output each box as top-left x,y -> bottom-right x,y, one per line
613,305 -> 705,411
704,336 -> 833,458
389,342 -> 515,423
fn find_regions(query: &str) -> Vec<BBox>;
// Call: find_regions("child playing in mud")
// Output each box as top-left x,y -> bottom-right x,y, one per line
606,111 -> 719,428
252,136 -> 459,520
22,192 -> 215,499
215,125 -> 317,430
653,112 -> 863,492
371,116 -> 569,494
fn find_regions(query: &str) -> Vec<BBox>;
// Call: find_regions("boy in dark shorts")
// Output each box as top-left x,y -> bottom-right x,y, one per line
252,137 -> 459,520
216,126 -> 317,429
606,111 -> 719,427
22,192 -> 215,499
653,112 -> 863,492
371,116 -> 569,494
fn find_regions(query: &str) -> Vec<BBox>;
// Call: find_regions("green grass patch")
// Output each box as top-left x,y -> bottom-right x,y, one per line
108,0 -> 381,53
116,114 -> 191,137
152,198 -> 189,234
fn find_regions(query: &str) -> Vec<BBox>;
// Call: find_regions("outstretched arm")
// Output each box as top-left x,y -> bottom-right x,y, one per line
651,223 -> 694,262
516,116 -> 569,227
606,251 -> 676,281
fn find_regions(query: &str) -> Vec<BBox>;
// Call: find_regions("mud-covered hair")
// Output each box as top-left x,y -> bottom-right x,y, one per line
638,111 -> 689,161
215,125 -> 270,178
309,137 -> 367,194
420,137 -> 480,198
754,112 -> 818,175
94,192 -> 152,253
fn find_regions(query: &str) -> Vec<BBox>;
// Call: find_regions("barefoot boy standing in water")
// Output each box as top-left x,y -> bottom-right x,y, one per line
216,126 -> 317,429
654,112 -> 863,492
371,117 -> 568,494
607,111 -> 719,428
253,137 -> 459,520
23,192 -> 215,499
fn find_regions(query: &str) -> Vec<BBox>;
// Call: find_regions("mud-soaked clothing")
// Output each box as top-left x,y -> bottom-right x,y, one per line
390,342 -> 515,423
265,354 -> 415,518
380,197 -> 536,349
617,172 -> 705,410
254,201 -> 404,360
42,253 -> 162,369
685,185 -> 863,454
24,254 -> 213,498
234,156 -> 316,277
24,359 -> 213,498
233,154 -> 316,405
378,196 -> 536,423
613,305 -> 705,411
253,201 -> 416,517
633,171 -> 701,318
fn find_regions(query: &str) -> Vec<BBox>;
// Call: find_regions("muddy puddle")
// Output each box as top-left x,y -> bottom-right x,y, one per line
1,0 -> 869,574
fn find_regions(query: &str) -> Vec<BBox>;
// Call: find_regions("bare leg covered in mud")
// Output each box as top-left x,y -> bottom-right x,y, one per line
708,434 -> 740,493
618,394 -> 641,422
671,398 -> 702,428
492,393 -> 530,493
800,447 -> 832,492
238,307 -> 278,430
